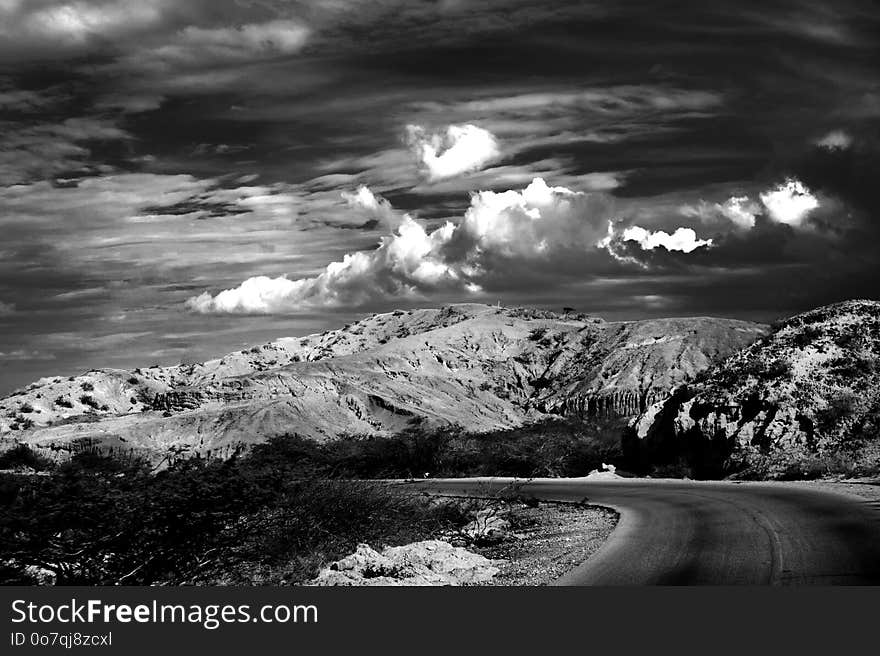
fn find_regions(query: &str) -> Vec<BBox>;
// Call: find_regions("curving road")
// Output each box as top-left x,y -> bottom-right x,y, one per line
405,477 -> 880,585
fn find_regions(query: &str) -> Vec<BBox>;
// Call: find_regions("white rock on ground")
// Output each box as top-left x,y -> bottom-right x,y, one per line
585,462 -> 622,479
309,540 -> 501,586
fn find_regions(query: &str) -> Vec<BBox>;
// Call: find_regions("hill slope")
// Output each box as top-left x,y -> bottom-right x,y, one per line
629,300 -> 880,478
0,304 -> 764,460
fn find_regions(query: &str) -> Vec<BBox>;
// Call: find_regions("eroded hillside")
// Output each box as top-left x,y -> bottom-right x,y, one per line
630,300 -> 880,478
0,303 -> 764,460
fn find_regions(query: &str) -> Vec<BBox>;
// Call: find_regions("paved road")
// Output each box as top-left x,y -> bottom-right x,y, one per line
405,477 -> 880,585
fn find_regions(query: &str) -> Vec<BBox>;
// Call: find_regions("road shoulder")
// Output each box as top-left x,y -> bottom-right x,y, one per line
471,501 -> 619,586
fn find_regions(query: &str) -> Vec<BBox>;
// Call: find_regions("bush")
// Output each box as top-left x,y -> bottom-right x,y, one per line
528,327 -> 547,341
0,448 -> 470,585
247,417 -> 627,480
0,444 -> 53,471
80,382 -> 94,391
79,395 -> 100,410
815,390 -> 860,433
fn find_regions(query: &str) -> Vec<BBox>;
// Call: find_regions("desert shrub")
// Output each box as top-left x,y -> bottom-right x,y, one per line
261,417 -> 627,480
19,403 -> 34,414
126,377 -> 139,385
790,325 -> 822,348
528,327 -> 547,341
79,395 -> 100,409
834,331 -> 862,350
55,397 -> 73,408
649,459 -> 695,479
0,444 -> 53,471
815,390 -> 861,434
732,356 -> 791,383
827,355 -> 877,378
0,447 -> 469,586
80,381 -> 94,391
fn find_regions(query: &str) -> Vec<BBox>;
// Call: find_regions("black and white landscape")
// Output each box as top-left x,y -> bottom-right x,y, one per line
1,1 -> 879,586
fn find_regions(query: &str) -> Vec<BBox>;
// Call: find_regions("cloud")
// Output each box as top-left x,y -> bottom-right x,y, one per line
815,130 -> 853,151
0,116 -> 132,185
0,0 -> 169,58
149,19 -> 310,66
681,179 -> 821,232
342,185 -> 384,211
618,226 -> 713,253
341,184 -> 402,229
21,1 -> 164,44
406,124 -> 500,180
0,88 -> 60,111
187,214 -> 460,313
0,300 -> 15,315
716,195 -> 760,230
682,195 -> 760,230
759,179 -> 820,226
0,349 -> 55,361
187,177 -> 622,313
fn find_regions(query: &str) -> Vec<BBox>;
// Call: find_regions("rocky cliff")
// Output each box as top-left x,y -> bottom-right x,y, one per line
629,300 -> 880,478
0,303 -> 764,460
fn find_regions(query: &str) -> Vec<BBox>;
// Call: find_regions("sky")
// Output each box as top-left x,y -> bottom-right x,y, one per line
1,0 -> 879,393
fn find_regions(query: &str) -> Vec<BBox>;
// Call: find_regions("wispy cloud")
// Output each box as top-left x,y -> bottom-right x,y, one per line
0,116 -> 131,185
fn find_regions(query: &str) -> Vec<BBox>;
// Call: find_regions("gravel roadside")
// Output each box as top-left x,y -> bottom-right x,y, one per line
470,501 -> 619,586
778,477 -> 880,503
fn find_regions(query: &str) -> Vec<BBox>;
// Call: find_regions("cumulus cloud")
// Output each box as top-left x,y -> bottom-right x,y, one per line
716,195 -> 761,230
342,185 -> 383,212
682,179 -> 820,232
815,130 -> 853,150
759,179 -> 819,226
599,221 -> 713,266
187,214 -> 460,313
406,124 -> 500,180
340,185 -> 401,228
619,226 -> 713,253
187,177 -> 620,313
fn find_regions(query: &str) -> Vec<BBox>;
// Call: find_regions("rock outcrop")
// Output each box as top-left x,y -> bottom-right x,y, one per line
309,540 -> 500,586
0,303 -> 765,460
628,300 -> 880,478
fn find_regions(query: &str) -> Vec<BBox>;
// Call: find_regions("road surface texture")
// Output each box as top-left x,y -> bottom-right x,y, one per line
406,478 -> 880,585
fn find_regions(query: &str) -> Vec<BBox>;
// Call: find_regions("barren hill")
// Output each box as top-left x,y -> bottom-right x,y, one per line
0,304 -> 764,460
629,300 -> 880,478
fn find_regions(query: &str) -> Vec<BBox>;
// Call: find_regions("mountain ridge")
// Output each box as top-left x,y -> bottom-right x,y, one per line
0,303 -> 765,460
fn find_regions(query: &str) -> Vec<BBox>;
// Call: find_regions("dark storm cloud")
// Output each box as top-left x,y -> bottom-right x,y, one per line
2,0 -> 880,393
